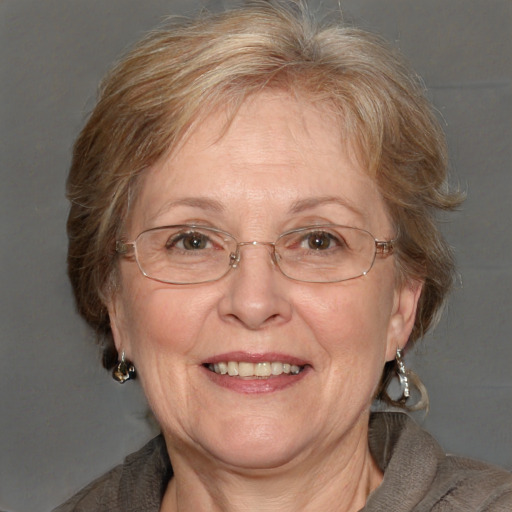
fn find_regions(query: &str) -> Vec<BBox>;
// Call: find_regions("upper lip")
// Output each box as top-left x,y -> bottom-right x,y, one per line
203,351 -> 310,367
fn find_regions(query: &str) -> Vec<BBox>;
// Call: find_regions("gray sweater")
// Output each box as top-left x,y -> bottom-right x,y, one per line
54,412 -> 512,511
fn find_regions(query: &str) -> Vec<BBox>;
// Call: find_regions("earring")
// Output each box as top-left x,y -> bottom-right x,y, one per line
395,348 -> 410,404
112,351 -> 136,384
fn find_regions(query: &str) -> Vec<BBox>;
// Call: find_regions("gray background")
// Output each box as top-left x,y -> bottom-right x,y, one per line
1,1 -> 510,511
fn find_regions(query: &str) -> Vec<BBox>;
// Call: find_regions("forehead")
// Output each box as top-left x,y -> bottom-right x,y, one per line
170,90 -> 352,169
128,91 -> 390,235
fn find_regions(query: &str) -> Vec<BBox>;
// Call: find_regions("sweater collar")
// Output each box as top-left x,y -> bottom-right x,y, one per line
363,412 -> 444,511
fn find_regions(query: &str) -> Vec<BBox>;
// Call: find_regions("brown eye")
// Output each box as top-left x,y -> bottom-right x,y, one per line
167,232 -> 211,251
305,231 -> 338,250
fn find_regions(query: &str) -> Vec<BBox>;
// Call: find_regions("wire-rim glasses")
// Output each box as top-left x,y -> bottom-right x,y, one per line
116,224 -> 395,285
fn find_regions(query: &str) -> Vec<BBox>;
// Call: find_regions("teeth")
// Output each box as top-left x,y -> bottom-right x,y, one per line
227,361 -> 239,376
255,362 -> 271,377
271,362 -> 283,375
238,362 -> 254,377
208,361 -> 304,378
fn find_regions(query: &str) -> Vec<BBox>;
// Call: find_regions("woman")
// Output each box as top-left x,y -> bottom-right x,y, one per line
56,1 -> 512,511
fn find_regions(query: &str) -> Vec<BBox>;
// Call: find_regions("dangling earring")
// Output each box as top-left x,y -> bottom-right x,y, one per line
379,348 -> 429,412
395,348 -> 410,404
112,351 -> 136,383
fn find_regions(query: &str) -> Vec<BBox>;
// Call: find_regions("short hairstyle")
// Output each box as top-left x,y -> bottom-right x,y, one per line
67,0 -> 462,406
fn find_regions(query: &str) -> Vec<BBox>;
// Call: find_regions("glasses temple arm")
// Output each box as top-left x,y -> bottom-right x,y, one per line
116,240 -> 135,255
375,240 -> 395,256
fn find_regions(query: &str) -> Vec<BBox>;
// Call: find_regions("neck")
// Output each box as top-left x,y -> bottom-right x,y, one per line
161,416 -> 383,512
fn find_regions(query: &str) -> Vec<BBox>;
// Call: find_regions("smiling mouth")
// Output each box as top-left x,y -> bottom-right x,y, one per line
205,361 -> 306,378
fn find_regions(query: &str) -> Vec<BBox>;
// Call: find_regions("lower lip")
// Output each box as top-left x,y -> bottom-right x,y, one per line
202,366 -> 310,394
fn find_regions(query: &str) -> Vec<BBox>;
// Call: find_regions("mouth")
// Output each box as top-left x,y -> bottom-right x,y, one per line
202,353 -> 310,393
204,361 -> 306,379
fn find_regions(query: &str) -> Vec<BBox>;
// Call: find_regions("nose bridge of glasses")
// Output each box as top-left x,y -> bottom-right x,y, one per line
230,241 -> 278,269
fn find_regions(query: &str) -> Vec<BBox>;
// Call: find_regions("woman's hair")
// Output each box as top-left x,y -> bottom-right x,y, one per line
67,0 -> 462,405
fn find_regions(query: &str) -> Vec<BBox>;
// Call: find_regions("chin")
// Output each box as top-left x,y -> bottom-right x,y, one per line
211,440 -> 305,471
193,418 -> 312,471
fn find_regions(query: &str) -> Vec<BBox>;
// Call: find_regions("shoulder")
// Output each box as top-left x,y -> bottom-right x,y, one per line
52,435 -> 172,512
426,454 -> 512,511
52,465 -> 123,512
366,412 -> 512,512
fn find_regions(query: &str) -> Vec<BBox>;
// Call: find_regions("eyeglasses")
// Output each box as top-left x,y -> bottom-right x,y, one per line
116,224 -> 395,285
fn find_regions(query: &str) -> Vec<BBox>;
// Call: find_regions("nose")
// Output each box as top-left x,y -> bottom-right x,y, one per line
217,243 -> 292,330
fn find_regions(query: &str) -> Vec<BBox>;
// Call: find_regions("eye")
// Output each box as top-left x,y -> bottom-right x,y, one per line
302,231 -> 343,251
166,231 -> 212,251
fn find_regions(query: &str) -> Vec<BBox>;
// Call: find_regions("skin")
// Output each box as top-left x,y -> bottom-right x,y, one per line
108,91 -> 422,512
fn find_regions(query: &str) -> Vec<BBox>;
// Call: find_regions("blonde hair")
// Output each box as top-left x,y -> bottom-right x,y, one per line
67,1 -> 462,403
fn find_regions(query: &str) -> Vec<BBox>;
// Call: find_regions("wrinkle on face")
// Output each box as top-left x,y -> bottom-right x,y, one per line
107,91 -> 417,484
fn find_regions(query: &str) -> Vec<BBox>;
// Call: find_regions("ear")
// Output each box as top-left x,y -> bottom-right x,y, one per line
385,279 -> 423,361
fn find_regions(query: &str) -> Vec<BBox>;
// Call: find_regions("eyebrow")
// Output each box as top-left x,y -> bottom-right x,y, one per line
289,196 -> 366,219
153,197 -> 225,218
151,195 -> 366,223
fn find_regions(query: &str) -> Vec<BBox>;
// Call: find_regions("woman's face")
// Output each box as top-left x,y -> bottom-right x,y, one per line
109,91 -> 420,471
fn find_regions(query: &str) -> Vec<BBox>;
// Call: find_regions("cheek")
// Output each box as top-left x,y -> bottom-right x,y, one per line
114,281 -> 217,424
297,280 -> 395,423
298,276 -> 395,367
116,271 -> 216,364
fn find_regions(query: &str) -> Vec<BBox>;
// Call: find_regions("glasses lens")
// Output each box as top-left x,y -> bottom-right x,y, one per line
135,226 -> 236,284
275,225 -> 376,282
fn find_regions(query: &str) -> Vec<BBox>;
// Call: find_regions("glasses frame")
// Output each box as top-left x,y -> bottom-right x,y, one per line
116,224 -> 396,285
